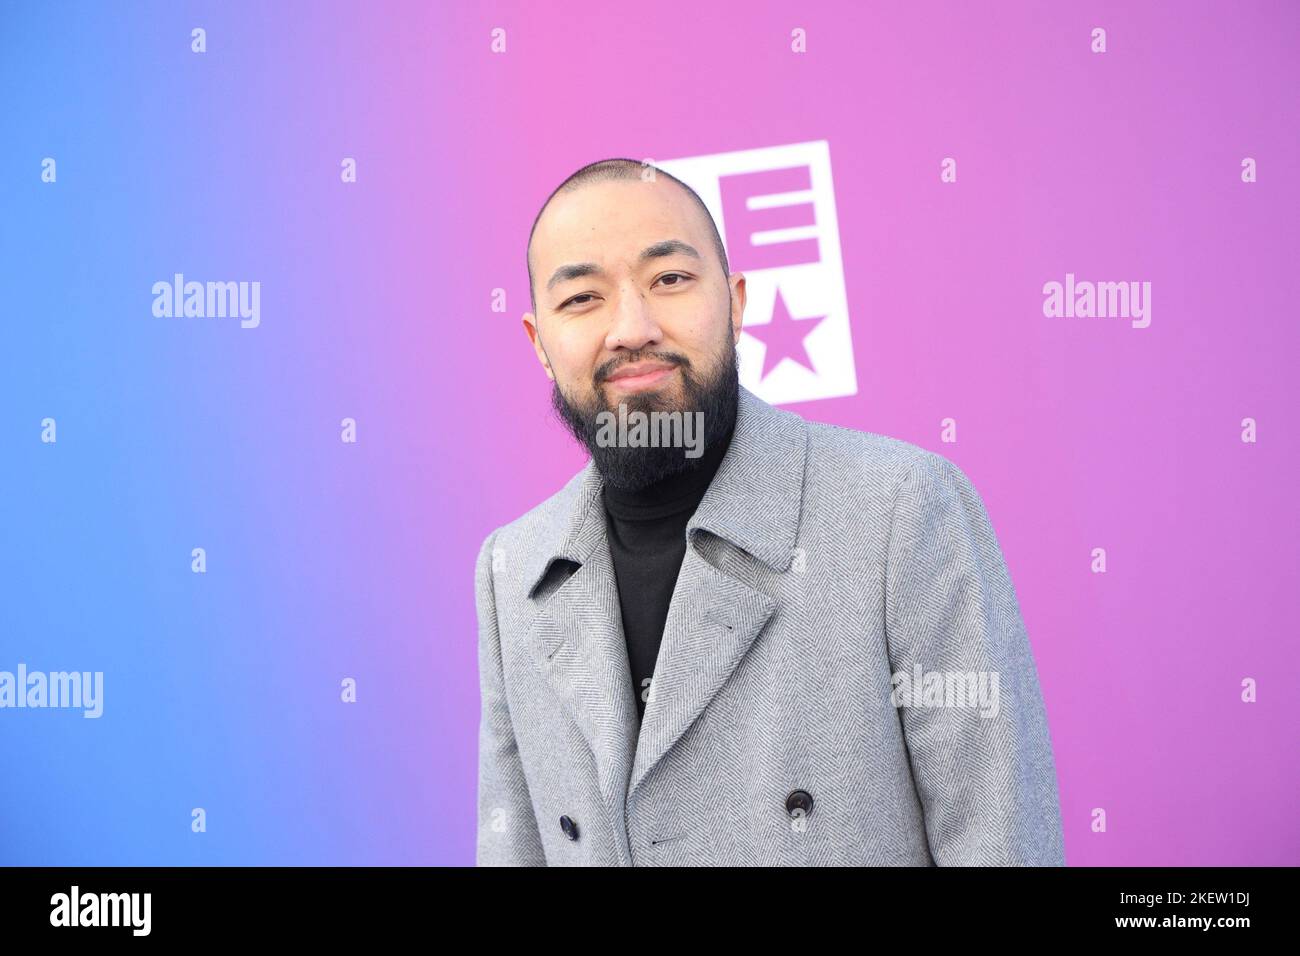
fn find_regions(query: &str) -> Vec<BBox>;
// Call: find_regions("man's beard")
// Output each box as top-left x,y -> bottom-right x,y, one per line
549,336 -> 740,493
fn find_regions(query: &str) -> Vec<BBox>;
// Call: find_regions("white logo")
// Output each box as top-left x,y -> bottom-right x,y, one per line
50,886 -> 151,936
656,141 -> 857,405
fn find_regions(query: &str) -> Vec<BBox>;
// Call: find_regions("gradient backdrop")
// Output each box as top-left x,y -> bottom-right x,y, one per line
2,0 -> 1296,866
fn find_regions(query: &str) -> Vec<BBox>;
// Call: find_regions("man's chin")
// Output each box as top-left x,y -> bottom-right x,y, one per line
549,340 -> 740,491
598,381 -> 689,416
592,438 -> 705,492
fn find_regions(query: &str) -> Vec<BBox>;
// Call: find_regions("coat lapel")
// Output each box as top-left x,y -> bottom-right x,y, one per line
627,552 -> 778,798
524,464 -> 640,817
629,386 -> 808,798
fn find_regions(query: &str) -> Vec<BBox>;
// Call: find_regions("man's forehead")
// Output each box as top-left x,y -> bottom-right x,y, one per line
532,178 -> 704,265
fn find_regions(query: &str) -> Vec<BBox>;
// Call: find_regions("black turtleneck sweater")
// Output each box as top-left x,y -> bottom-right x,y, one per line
602,423 -> 734,723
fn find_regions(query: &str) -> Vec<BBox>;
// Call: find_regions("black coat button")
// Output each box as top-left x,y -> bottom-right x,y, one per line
559,815 -> 580,841
785,789 -> 814,818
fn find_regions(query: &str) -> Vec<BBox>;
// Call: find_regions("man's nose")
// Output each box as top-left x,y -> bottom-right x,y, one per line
604,286 -> 663,352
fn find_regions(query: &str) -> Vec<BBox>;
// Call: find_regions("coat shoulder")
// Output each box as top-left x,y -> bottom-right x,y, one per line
798,419 -> 1000,554
801,418 -> 960,496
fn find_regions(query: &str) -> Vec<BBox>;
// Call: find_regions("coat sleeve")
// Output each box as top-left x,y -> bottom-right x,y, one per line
474,530 -> 547,866
883,451 -> 1065,866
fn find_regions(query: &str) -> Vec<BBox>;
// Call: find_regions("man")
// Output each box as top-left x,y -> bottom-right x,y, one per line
474,157 -> 1065,866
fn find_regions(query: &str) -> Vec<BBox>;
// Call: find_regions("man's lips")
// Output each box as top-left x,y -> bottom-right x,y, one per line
603,363 -> 678,392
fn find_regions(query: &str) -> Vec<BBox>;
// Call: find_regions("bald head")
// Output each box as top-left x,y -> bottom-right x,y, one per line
526,158 -> 729,315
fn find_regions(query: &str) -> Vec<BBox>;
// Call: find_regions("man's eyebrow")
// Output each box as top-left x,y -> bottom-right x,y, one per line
545,239 -> 702,293
639,239 -> 702,264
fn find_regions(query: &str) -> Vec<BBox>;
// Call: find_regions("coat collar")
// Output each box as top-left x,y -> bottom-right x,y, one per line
524,384 -> 808,599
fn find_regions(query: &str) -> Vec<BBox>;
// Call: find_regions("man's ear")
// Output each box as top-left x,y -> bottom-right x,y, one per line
728,273 -> 747,344
522,312 -> 554,380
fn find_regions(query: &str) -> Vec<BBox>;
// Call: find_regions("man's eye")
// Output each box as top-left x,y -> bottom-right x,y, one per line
560,275 -> 688,308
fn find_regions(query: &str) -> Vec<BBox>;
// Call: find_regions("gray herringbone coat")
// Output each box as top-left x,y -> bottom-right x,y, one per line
475,386 -> 1065,866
